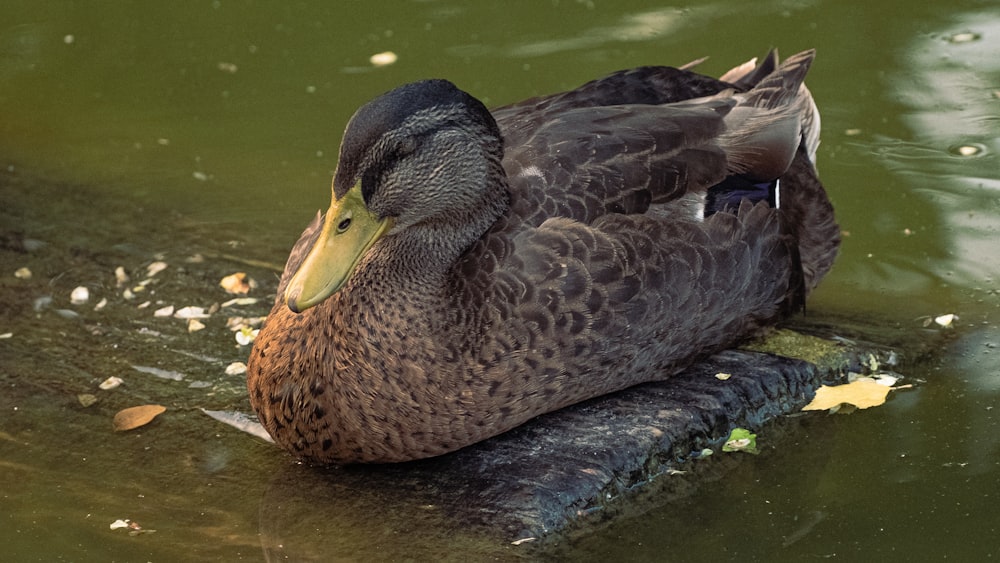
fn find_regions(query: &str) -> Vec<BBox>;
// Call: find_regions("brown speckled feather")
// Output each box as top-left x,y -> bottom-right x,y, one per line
247,50 -> 839,464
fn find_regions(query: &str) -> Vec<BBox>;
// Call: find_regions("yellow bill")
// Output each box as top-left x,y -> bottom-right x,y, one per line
284,183 -> 392,312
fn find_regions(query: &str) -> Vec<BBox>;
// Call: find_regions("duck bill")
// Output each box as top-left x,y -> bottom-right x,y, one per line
284,183 -> 392,313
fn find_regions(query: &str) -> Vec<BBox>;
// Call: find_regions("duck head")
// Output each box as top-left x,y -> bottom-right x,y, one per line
284,80 -> 507,313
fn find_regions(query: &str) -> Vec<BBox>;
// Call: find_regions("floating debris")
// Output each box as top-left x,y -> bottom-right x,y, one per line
109,518 -> 155,536
722,427 -> 759,454
224,361 -> 247,376
122,288 -> 136,300
70,286 -> 90,305
113,404 -> 167,431
226,316 -> 266,330
187,380 -> 213,389
802,378 -> 894,411
201,409 -> 274,442
14,267 -> 31,279
146,261 -> 168,277
55,309 -> 80,319
77,393 -> 98,407
99,376 -> 124,390
235,327 -> 260,346
219,272 -> 256,295
221,297 -> 258,308
217,61 -> 238,73
369,51 -> 398,67
715,372 -> 732,381
153,305 -> 175,318
0,333 -> 12,339
187,319 -> 206,333
934,313 -> 957,328
33,296 -> 52,312
174,306 -> 210,320
949,143 -> 985,157
94,297 -> 108,311
132,364 -> 185,381
511,537 -> 537,546
946,31 -> 981,43
114,266 -> 130,287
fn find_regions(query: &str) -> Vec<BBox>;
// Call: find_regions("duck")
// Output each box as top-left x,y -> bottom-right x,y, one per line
246,49 -> 840,464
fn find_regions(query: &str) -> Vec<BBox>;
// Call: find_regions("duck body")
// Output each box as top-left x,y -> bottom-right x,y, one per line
247,50 -> 840,464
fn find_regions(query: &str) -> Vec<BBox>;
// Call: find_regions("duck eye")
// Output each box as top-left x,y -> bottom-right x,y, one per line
336,217 -> 352,233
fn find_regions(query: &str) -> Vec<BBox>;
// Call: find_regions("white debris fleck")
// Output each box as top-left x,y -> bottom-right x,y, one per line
217,61 -> 238,73
873,373 -> 899,387
114,266 -> 130,287
235,327 -> 259,346
192,171 -> 209,181
14,267 -> 31,279
70,286 -> 90,305
63,34 -> 75,45
146,261 -> 168,277
174,306 -> 211,320
187,319 -> 206,333
935,314 -> 957,328
94,297 -> 108,311
131,364 -> 185,381
109,519 -> 130,530
0,333 -> 13,339
369,51 -> 398,67
201,409 -> 274,442
99,376 -> 124,390
153,305 -> 175,317
225,361 -> 247,376
715,372 -> 732,381
221,297 -> 258,308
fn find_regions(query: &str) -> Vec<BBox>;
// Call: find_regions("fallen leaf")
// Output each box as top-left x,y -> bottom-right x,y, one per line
113,404 -> 167,431
802,378 -> 892,411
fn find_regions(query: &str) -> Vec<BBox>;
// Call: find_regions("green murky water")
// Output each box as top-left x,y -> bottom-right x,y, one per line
2,0 -> 998,560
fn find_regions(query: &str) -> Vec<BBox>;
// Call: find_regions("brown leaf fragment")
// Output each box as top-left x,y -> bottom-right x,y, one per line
219,272 -> 256,295
113,404 -> 167,431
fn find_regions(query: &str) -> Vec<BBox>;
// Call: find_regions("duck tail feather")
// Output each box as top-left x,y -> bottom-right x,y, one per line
719,48 -> 780,90
719,50 -> 817,182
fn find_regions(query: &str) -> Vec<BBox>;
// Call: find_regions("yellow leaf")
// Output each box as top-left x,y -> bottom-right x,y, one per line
113,404 -> 167,431
802,379 -> 892,411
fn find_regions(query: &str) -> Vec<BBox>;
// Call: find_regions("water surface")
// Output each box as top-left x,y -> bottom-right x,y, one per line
2,0 -> 998,560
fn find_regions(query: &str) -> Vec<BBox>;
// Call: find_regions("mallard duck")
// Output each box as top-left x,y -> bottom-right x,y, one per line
247,49 -> 840,464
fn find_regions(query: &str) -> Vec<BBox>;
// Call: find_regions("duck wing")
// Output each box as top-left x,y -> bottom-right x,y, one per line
498,50 -> 816,229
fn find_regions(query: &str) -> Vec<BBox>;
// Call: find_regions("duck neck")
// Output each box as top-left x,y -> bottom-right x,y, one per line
356,162 -> 510,331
